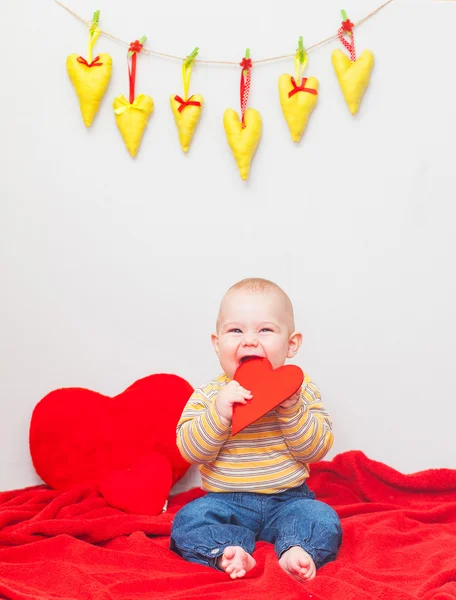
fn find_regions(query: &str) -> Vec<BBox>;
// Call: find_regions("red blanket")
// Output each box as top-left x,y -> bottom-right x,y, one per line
0,451 -> 455,600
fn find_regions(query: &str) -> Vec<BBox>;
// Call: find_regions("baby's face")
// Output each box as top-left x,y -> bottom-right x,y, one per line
212,289 -> 299,379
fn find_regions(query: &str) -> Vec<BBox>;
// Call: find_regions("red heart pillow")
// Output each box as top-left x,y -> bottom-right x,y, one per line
232,358 -> 304,435
29,373 -> 193,515
100,453 -> 172,516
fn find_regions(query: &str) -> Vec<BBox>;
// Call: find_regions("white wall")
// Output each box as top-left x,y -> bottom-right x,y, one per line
1,0 -> 455,492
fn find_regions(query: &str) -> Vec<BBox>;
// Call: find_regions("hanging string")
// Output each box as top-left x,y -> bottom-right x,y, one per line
53,0 -> 396,66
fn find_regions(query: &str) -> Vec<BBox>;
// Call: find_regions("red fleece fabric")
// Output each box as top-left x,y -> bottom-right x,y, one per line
1,451 -> 455,600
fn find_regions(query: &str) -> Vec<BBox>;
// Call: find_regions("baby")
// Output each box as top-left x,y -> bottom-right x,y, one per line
170,278 -> 342,582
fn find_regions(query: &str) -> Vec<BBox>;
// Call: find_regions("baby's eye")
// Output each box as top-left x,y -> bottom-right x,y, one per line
229,328 -> 242,334
260,328 -> 273,333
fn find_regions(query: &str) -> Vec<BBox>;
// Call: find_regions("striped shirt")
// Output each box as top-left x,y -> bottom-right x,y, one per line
176,373 -> 334,494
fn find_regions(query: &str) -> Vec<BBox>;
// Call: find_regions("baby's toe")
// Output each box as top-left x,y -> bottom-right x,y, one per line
298,557 -> 311,569
302,564 -> 316,580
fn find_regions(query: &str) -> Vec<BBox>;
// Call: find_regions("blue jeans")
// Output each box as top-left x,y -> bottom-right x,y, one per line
170,483 -> 342,570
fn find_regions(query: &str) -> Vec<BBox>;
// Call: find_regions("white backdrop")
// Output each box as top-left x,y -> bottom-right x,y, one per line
1,0 -> 455,492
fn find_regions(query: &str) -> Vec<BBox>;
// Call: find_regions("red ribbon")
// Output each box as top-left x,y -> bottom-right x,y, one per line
174,95 -> 202,113
128,40 -> 144,104
239,58 -> 252,127
288,77 -> 318,98
76,56 -> 103,67
338,26 -> 356,62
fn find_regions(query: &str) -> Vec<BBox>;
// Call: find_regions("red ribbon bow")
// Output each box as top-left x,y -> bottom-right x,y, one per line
288,77 -> 318,98
129,40 -> 144,55
240,57 -> 252,70
76,56 -> 103,67
174,95 -> 202,113
342,19 -> 354,33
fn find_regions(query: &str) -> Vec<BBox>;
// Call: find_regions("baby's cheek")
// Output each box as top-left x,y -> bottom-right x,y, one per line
269,345 -> 288,365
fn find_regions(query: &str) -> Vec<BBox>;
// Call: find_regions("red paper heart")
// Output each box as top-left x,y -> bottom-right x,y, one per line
231,358 -> 304,435
100,453 -> 172,516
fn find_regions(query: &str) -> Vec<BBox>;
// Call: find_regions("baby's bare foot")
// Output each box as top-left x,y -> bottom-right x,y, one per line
217,546 -> 256,579
279,546 -> 316,582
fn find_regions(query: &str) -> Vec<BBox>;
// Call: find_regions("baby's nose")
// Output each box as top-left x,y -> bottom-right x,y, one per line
242,336 -> 258,347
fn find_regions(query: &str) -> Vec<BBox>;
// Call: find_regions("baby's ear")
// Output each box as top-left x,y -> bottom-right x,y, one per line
211,333 -> 220,355
287,331 -> 302,358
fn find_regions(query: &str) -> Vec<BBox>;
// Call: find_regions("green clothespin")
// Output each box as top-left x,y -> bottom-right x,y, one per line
243,48 -> 250,76
184,47 -> 199,68
128,35 -> 147,57
90,10 -> 100,37
297,37 -> 305,63
294,36 -> 308,82
296,36 -> 308,67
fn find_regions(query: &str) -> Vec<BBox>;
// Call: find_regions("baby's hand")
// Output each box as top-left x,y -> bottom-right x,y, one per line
215,381 -> 253,424
278,389 -> 301,409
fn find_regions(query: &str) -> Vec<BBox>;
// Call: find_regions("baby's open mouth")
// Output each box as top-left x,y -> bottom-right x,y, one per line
239,356 -> 263,364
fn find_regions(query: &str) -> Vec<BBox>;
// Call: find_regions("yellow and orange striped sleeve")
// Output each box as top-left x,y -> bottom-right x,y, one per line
276,380 -> 334,463
176,388 -> 231,464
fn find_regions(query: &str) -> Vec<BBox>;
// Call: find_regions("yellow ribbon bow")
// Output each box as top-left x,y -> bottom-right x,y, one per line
114,95 -> 147,115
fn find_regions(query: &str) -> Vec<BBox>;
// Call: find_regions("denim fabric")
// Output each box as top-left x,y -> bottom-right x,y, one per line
170,483 -> 342,570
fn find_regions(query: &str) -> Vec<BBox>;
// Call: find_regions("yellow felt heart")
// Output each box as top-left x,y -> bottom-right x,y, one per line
67,53 -> 113,127
332,49 -> 374,115
278,74 -> 319,142
170,94 -> 204,153
223,108 -> 262,180
113,94 -> 154,158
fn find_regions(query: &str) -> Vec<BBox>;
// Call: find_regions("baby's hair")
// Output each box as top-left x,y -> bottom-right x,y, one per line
228,278 -> 283,294
217,278 -> 295,331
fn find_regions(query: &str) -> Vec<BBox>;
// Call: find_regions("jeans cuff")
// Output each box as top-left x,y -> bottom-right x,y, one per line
201,542 -> 256,570
207,547 -> 226,571
176,546 -> 226,570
